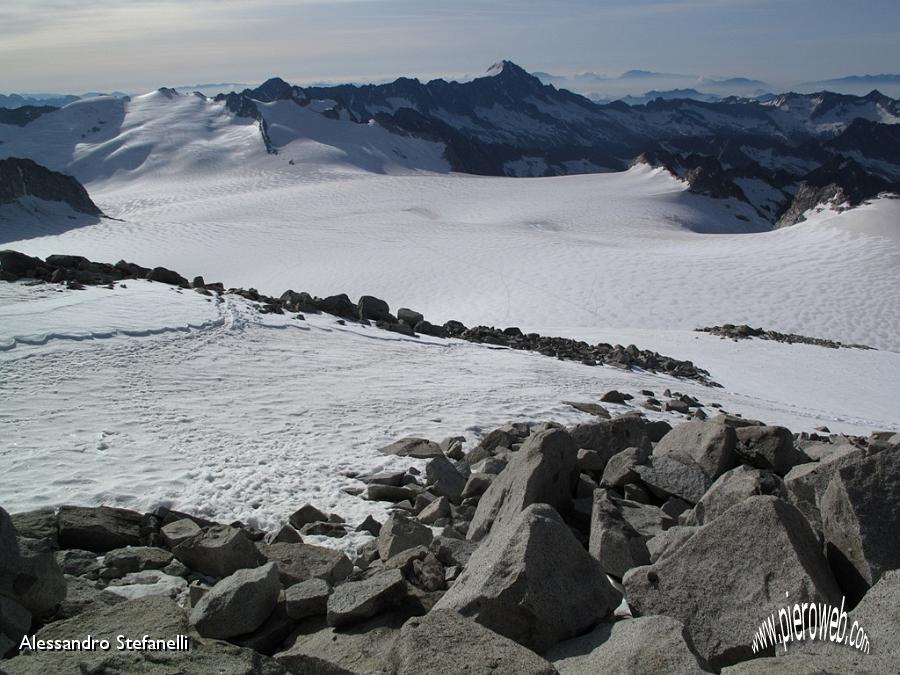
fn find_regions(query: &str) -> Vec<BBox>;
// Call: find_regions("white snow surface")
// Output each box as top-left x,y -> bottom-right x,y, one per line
1,94 -> 899,545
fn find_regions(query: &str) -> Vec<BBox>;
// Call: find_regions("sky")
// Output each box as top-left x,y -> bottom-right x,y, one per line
2,0 -> 899,94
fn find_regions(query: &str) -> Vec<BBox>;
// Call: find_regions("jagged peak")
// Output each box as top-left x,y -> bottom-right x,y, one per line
484,60 -> 531,80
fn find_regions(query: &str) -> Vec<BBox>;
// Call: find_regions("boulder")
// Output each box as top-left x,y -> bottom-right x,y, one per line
9,509 -> 58,547
259,541 -> 353,586
190,562 -> 281,639
0,597 -> 31,658
288,504 -> 329,529
589,492 -> 673,578
783,443 -> 866,528
425,456 -> 467,503
146,266 -> 188,286
3,595 -> 283,674
103,546 -> 173,573
56,548 -> 101,578
681,465 -> 786,526
624,496 -> 841,669
435,504 -> 621,652
160,518 -> 201,548
367,484 -> 418,503
54,575 -> 124,620
467,428 -> 578,542
377,513 -> 433,561
318,293 -> 357,318
601,446 -> 651,488
430,536 -> 478,568
546,615 -> 710,674
265,524 -> 303,545
822,446 -> 900,602
57,505 -> 143,553
646,525 -> 700,564
285,578 -> 331,620
355,515 -> 382,537
569,417 -> 653,464
390,609 -> 558,675
635,456 -> 712,504
358,295 -> 393,321
0,508 -> 66,618
414,320 -> 449,338
379,437 -> 444,459
172,525 -> 264,578
461,473 -> 494,500
397,308 -> 424,327
601,390 -> 633,404
274,613 -> 403,674
0,250 -> 46,277
326,569 -> 408,627
417,496 -> 451,525
735,425 -> 810,476
653,418 -> 738,480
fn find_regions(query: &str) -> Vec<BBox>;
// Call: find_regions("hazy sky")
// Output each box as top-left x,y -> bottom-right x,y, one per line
2,0 -> 899,94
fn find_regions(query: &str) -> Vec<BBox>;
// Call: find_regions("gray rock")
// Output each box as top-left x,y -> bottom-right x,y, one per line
259,541 -> 353,586
0,508 -> 66,618
576,448 -> 609,472
10,509 -> 58,548
160,518 -> 201,548
564,401 -> 611,418
461,473 -> 494,500
358,295 -> 393,321
425,456 -> 467,503
391,609 -> 558,675
190,562 -> 281,639
653,417 -> 738,480
265,524 -> 303,545
367,484 -> 418,503
589,492 -> 649,577
546,615 -> 710,674
327,569 -> 408,627
646,525 -> 700,564
822,446 -> 900,602
299,521 -> 349,538
363,470 -> 406,486
230,596 -> 297,656
285,578 -> 331,620
430,536 -> 478,568
435,504 -> 621,652
355,515 -> 382,537
410,553 -> 445,592
288,503 -> 329,529
274,613 -> 403,674
377,513 -> 433,561
379,437 -> 444,459
635,456 -> 713,504
57,505 -> 142,553
55,548 -> 101,578
0,597 -> 31,658
467,428 -> 578,542
4,595 -> 284,674
569,417 -> 653,465
681,465 -> 786,526
783,443 -> 866,528
624,496 -> 840,669
173,525 -> 264,578
397,307 -> 424,327
601,446 -> 651,488
104,546 -> 173,573
735,425 -> 810,476
417,495 -> 450,525
660,497 -> 691,520
54,574 -> 124,619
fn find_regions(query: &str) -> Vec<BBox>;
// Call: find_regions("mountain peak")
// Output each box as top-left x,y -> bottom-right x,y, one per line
485,60 -> 530,79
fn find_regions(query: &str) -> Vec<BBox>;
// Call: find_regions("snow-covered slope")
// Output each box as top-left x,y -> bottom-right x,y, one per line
0,88 -> 448,187
2,280 -> 897,539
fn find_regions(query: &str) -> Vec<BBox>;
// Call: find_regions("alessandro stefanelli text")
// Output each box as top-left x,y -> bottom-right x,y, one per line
20,634 -> 190,652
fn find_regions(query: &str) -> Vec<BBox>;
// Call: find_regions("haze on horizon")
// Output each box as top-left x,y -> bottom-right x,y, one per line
2,0 -> 899,95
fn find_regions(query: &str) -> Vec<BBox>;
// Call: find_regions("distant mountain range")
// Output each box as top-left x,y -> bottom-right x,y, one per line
2,61 -> 899,228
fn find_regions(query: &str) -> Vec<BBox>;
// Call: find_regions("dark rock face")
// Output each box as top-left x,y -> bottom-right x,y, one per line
697,323 -> 874,350
57,505 -> 143,553
0,105 -> 58,127
0,157 -> 102,215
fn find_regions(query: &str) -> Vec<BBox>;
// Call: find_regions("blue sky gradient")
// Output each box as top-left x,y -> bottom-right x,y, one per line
2,0 -> 898,93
